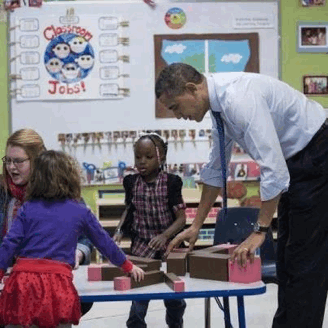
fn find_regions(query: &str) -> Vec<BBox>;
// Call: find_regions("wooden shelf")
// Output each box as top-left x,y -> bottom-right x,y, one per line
96,187 -> 278,249
99,219 -> 120,227
194,240 -> 213,246
186,217 -> 216,225
97,197 -> 125,206
120,240 -> 131,248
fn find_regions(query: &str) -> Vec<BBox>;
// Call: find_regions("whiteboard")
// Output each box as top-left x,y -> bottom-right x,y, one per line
8,0 -> 279,171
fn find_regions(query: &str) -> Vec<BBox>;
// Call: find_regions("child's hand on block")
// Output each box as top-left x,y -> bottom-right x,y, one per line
130,264 -> 145,282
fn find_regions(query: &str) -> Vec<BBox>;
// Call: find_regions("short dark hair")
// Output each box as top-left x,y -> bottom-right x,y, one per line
155,63 -> 203,99
26,150 -> 81,201
134,133 -> 168,170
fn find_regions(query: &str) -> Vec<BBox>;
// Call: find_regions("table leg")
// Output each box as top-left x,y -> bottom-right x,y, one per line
237,296 -> 246,328
205,297 -> 211,328
223,296 -> 231,328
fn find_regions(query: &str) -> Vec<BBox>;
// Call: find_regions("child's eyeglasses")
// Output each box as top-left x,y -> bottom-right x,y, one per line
2,156 -> 30,166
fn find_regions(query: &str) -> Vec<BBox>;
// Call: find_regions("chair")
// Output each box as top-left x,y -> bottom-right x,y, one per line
212,207 -> 277,328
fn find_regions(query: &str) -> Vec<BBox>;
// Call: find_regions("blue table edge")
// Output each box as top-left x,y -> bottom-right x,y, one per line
80,285 -> 267,302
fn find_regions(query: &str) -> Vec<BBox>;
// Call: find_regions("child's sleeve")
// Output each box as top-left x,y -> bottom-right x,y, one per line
120,175 -> 136,237
76,198 -> 94,265
0,204 -> 27,272
168,174 -> 187,214
82,208 -> 133,272
123,175 -> 134,206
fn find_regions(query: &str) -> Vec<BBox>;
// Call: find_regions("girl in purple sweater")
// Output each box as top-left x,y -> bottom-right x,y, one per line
0,150 -> 144,328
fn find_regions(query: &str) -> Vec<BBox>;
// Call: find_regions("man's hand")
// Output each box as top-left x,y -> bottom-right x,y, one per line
74,249 -> 85,270
164,226 -> 200,258
230,232 -> 266,267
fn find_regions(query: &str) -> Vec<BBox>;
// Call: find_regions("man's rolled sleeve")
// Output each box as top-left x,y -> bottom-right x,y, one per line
260,179 -> 289,201
200,165 -> 223,188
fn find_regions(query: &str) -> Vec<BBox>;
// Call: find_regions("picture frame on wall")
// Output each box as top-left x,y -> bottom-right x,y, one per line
303,75 -> 328,95
301,0 -> 326,7
297,22 -> 328,52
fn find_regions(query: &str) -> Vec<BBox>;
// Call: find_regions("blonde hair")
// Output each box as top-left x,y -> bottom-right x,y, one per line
3,129 -> 46,190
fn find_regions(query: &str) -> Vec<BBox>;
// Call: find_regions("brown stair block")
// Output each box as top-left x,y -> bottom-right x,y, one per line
128,255 -> 162,271
166,251 -> 188,276
164,272 -> 185,292
130,270 -> 165,289
189,252 -> 262,283
189,253 -> 231,281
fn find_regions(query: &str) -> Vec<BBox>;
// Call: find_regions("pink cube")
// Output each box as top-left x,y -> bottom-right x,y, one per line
228,257 -> 261,283
87,264 -> 104,281
114,276 -> 131,291
173,280 -> 185,292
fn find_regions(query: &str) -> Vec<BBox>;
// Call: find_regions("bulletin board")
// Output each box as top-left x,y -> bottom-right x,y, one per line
7,0 -> 279,174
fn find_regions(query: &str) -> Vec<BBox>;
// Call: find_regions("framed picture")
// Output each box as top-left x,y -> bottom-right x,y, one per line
298,22 -> 328,52
154,33 -> 259,118
234,163 -> 248,181
301,0 -> 325,7
303,75 -> 328,95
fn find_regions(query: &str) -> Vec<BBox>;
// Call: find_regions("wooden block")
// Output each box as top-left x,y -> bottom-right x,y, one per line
101,263 -> 125,281
189,253 -> 230,281
131,270 -> 164,289
137,264 -> 154,272
189,253 -> 262,283
214,244 -> 238,255
128,255 -> 162,271
164,273 -> 185,292
191,244 -> 238,255
166,251 -> 188,276
89,263 -> 147,282
114,276 -> 131,291
228,257 -> 261,283
87,264 -> 104,281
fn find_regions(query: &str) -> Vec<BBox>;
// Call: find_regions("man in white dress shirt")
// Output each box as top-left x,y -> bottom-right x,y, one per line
156,63 -> 328,328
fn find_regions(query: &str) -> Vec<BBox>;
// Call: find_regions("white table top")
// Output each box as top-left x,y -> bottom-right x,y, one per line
74,265 -> 266,302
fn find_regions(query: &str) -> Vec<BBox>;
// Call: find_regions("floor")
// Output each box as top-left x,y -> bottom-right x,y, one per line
77,283 -> 328,327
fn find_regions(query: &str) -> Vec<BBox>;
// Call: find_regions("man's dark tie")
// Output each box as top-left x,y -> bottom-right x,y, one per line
211,110 -> 227,218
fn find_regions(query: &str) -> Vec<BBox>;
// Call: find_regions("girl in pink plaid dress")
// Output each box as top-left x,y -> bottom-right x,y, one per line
113,132 -> 187,328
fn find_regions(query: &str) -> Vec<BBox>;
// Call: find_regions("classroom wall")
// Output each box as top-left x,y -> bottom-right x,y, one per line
280,0 -> 328,108
0,22 -> 9,163
1,0 -> 328,166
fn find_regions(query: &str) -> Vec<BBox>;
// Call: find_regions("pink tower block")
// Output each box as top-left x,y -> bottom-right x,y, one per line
228,257 -> 262,283
173,280 -> 185,292
87,264 -> 103,281
114,276 -> 131,291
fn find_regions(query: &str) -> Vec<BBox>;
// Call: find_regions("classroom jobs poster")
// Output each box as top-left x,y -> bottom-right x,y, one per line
13,13 -> 128,101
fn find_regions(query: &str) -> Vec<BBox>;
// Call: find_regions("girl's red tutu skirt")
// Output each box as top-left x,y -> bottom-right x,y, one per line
0,258 -> 81,327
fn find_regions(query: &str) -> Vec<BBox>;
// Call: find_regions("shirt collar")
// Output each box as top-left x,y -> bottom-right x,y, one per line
205,74 -> 222,113
137,170 -> 165,188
